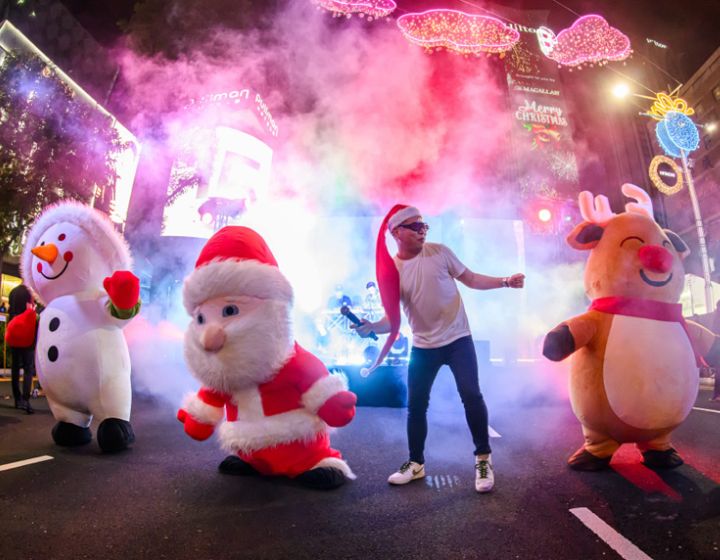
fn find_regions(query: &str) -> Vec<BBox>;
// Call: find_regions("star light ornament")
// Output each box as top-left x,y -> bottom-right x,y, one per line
397,9 -> 520,57
536,14 -> 632,68
312,0 -> 396,20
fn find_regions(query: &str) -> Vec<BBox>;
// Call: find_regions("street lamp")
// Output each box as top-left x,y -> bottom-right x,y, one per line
622,88 -> 714,313
611,82 -> 630,99
613,86 -> 713,312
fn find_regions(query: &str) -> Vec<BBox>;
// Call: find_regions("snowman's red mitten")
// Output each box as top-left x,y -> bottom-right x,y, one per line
5,308 -> 37,348
103,270 -> 140,310
177,409 -> 215,441
317,390 -> 357,427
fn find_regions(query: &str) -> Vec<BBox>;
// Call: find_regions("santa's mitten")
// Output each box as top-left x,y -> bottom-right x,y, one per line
103,270 -> 140,310
5,308 -> 37,348
318,391 -> 357,427
177,409 -> 215,441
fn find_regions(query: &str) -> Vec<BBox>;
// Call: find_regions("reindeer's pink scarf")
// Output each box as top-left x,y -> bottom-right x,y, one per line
590,296 -> 704,367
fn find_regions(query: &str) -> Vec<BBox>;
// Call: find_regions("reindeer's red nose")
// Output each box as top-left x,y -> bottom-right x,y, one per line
638,245 -> 673,273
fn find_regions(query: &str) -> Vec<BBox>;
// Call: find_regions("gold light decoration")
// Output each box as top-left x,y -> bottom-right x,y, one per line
649,155 -> 683,195
647,92 -> 695,121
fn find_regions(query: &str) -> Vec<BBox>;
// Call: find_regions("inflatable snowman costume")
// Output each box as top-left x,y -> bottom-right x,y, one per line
21,202 -> 142,452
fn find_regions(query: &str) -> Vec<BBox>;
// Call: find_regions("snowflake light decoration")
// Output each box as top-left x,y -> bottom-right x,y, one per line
663,111 -> 699,152
537,14 -> 631,67
655,111 -> 699,157
655,119 -> 682,158
312,0 -> 397,20
397,9 -> 520,55
549,151 -> 579,182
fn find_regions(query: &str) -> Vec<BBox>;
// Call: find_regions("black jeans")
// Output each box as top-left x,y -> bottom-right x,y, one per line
10,347 -> 36,402
407,335 -> 491,464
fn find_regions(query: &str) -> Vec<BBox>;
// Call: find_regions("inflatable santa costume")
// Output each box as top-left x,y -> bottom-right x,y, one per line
178,226 -> 357,489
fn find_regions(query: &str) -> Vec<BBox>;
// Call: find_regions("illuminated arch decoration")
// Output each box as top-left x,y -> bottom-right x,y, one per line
537,14 -> 631,67
647,92 -> 695,121
397,10 -> 520,56
649,155 -> 683,195
312,0 -> 397,19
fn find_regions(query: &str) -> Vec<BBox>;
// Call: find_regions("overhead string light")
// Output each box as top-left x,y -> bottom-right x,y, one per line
536,14 -> 632,68
396,9 -> 520,56
312,0 -> 397,20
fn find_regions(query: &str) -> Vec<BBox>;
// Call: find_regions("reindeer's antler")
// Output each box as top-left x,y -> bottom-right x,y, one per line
578,191 -> 616,224
622,183 -> 653,218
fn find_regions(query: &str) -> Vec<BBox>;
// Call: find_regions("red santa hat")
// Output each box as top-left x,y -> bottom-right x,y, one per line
362,204 -> 420,376
183,226 -> 293,314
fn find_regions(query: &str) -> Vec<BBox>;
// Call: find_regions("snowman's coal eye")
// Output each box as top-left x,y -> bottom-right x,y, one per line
58,234 -> 66,241
40,241 -> 45,246
222,305 -> 239,317
197,313 -> 205,325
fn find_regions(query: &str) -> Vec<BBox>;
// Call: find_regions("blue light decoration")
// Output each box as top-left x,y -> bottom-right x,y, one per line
664,110 -> 699,152
655,119 -> 682,158
654,110 -> 699,157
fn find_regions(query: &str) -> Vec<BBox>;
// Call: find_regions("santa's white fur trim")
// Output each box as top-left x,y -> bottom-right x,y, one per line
183,258 -> 293,314
312,457 -> 356,480
301,373 -> 349,413
217,410 -> 326,454
387,206 -> 421,231
181,393 -> 225,425
21,201 -> 131,304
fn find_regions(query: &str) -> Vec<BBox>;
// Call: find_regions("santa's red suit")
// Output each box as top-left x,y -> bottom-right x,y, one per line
179,342 -> 355,478
177,226 -> 355,480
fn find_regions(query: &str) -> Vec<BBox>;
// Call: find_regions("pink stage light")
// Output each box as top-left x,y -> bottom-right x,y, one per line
312,0 -> 397,19
541,14 -> 631,67
397,9 -> 520,55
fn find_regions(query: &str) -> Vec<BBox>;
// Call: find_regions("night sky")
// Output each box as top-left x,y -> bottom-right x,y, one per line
61,0 -> 719,83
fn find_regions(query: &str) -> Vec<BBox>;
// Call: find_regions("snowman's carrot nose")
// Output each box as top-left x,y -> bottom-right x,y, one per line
31,243 -> 59,264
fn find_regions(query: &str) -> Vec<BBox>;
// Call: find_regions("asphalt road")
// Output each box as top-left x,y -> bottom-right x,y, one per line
1,366 -> 719,560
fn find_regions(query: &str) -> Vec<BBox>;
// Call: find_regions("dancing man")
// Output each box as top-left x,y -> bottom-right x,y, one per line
352,205 -> 524,493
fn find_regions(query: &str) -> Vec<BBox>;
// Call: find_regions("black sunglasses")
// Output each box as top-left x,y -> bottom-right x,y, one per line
396,221 -> 429,233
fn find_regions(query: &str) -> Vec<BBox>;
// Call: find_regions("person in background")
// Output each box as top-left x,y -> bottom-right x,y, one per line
0,298 -> 7,313
7,284 -> 37,414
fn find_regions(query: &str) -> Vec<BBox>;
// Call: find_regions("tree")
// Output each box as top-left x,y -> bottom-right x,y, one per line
0,49 -> 124,276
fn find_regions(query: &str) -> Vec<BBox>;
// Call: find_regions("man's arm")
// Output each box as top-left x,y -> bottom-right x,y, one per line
457,269 -> 525,290
350,314 -> 392,338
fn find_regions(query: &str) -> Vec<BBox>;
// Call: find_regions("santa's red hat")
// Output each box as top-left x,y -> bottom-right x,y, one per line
183,226 -> 293,314
362,204 -> 420,376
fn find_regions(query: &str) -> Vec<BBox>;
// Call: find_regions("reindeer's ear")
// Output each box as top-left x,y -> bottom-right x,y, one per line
567,222 -> 604,250
664,229 -> 690,259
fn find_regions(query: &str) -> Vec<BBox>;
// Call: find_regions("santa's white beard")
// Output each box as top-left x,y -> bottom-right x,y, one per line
184,300 -> 294,394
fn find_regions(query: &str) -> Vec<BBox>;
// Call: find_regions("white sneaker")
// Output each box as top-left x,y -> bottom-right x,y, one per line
475,455 -> 494,493
388,461 -> 425,485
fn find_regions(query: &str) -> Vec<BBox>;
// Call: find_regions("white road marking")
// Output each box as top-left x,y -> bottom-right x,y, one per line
570,507 -> 653,560
693,407 -> 720,415
489,426 -> 501,438
0,455 -> 54,472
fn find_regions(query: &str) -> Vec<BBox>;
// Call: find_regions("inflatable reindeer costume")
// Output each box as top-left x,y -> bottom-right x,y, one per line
543,184 -> 719,471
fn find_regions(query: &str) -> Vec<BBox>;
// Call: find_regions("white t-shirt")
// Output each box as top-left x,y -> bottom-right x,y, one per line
393,242 -> 471,349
